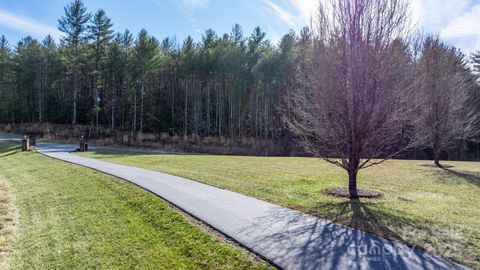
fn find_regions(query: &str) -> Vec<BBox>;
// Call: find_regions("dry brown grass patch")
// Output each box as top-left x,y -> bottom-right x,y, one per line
0,179 -> 18,270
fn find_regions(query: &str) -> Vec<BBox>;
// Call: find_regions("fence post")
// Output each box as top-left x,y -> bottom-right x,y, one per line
29,134 -> 36,147
21,135 -> 29,151
79,137 -> 86,152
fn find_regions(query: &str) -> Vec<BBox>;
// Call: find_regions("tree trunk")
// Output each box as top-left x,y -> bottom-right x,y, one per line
171,75 -> 175,128
133,88 -> 137,133
348,170 -> 359,199
184,80 -> 188,137
72,68 -> 78,125
140,81 -> 144,133
111,73 -> 115,131
38,70 -> 42,123
434,158 -> 442,168
95,87 -> 99,136
207,80 -> 211,136
433,144 -> 443,168
434,151 -> 442,168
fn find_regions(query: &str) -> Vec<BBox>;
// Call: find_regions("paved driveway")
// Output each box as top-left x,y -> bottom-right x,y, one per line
0,135 -> 470,270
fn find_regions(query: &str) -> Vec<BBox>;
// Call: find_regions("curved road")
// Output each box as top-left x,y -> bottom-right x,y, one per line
1,136 -> 470,270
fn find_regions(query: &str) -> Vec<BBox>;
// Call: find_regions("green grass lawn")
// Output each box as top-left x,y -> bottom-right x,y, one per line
78,150 -> 480,268
0,141 -> 269,270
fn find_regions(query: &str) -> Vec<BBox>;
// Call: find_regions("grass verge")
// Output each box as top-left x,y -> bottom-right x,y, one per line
0,141 -> 269,270
78,150 -> 480,268
0,143 -> 18,270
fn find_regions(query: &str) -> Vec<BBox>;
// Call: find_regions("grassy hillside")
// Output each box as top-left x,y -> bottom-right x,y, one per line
79,150 -> 480,268
0,142 -> 269,270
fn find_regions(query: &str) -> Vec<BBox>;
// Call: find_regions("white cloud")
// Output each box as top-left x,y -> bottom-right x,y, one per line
149,0 -> 209,26
280,0 -> 480,54
410,0 -> 471,31
262,0 -> 295,28
440,5 -> 480,54
267,24 -> 282,44
279,0 -> 480,54
410,0 -> 480,54
186,0 -> 209,7
260,0 -> 318,30
179,0 -> 210,25
0,9 -> 62,40
287,0 -> 318,25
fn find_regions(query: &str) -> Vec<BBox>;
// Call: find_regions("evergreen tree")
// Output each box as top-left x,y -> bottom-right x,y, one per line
89,9 -> 113,134
12,37 -> 43,122
0,0 -> 478,161
131,29 -> 160,133
58,0 -> 91,124
38,35 -> 54,122
0,36 -> 13,122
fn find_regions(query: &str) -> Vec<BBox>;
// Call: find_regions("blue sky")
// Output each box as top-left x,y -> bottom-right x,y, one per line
0,0 -> 479,54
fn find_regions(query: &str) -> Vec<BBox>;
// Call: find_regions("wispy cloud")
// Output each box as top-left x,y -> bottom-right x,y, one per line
440,4 -> 480,54
262,0 -> 295,28
178,0 -> 210,26
410,0 -> 480,54
411,0 -> 471,31
148,0 -> 209,26
185,0 -> 209,7
287,0 -> 318,25
257,0 -> 317,33
0,9 -> 62,40
252,0 -> 317,43
267,24 -> 282,44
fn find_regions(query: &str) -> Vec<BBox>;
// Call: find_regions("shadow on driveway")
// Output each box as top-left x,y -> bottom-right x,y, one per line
235,199 -> 468,270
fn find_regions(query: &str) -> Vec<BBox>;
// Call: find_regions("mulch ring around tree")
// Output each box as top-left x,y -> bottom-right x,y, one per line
324,187 -> 384,199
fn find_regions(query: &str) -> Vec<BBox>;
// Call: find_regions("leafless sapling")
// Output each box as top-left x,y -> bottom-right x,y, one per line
285,0 -> 415,198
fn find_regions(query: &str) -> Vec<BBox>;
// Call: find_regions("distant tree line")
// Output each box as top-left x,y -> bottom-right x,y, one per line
0,0 -> 302,141
0,0 -> 479,163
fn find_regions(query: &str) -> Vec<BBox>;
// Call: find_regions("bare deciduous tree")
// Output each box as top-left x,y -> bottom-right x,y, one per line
414,36 -> 480,168
285,0 -> 414,198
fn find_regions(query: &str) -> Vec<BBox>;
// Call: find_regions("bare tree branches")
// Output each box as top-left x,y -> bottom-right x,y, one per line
285,0 -> 414,198
413,36 -> 480,167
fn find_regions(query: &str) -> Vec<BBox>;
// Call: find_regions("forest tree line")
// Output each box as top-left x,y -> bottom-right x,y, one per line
0,0 -> 479,159
0,0 -> 302,140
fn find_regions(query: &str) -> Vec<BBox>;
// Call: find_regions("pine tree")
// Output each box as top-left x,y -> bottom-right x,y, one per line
1,0 -> 477,161
179,36 -> 196,137
106,35 -> 122,131
0,36 -> 12,122
40,35 -> 63,123
89,9 -> 113,135
132,29 -> 160,133
58,0 -> 91,125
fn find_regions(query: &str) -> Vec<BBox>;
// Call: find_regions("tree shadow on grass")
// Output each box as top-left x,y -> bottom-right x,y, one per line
315,199 -> 413,243
432,168 -> 480,187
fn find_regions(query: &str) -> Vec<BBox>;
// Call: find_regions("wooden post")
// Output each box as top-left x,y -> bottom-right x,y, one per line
79,137 -> 86,152
29,135 -> 36,146
21,136 -> 29,152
